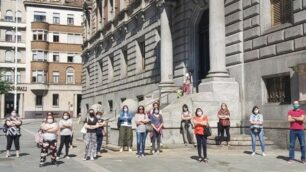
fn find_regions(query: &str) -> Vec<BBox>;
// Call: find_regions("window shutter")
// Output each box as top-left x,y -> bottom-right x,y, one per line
271,0 -> 281,26
282,0 -> 292,24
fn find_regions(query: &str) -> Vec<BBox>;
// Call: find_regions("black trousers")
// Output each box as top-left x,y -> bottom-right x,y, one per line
57,135 -> 71,157
196,134 -> 207,159
6,135 -> 20,151
220,125 -> 231,142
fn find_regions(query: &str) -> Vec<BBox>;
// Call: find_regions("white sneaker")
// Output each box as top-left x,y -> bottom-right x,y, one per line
262,152 -> 266,157
128,148 -> 132,152
90,157 -> 94,161
251,152 -> 256,156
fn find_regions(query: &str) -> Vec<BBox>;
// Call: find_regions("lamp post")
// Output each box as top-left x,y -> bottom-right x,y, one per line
13,0 -> 18,111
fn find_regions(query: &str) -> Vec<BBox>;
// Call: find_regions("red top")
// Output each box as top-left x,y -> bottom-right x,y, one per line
288,109 -> 305,130
193,115 -> 208,135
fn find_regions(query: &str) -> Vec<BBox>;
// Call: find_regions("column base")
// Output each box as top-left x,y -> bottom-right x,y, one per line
206,71 -> 229,78
198,77 -> 238,94
158,81 -> 178,105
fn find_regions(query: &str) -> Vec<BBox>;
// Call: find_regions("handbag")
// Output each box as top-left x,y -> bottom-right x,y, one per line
80,117 -> 88,134
204,123 -> 212,137
219,119 -> 230,127
144,114 -> 153,132
251,127 -> 262,134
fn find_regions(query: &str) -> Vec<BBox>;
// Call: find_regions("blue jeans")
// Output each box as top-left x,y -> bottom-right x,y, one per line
136,132 -> 146,155
289,130 -> 305,160
96,134 -> 103,153
250,128 -> 265,152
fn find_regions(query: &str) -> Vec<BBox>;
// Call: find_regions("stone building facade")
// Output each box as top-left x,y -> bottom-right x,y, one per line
0,0 -> 84,118
82,0 -> 306,148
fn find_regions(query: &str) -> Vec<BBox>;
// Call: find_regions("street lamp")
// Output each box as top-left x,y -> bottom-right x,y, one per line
13,0 -> 18,111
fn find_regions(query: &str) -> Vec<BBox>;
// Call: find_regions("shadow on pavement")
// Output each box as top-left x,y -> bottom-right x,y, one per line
276,155 -> 290,162
40,161 -> 64,167
243,151 -> 252,155
190,156 -> 199,161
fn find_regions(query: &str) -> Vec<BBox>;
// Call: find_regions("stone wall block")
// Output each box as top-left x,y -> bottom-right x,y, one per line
267,30 -> 284,44
284,25 -> 303,40
243,4 -> 259,19
259,45 -> 276,58
244,49 -> 259,61
253,36 -> 267,49
294,36 -> 306,50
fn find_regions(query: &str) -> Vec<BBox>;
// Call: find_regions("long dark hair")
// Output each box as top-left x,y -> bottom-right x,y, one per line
252,106 -> 260,114
195,108 -> 203,117
45,113 -> 55,123
122,105 -> 129,112
137,105 -> 145,114
182,104 -> 189,112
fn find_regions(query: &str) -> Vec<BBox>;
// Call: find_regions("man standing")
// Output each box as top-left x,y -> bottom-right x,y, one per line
288,100 -> 305,163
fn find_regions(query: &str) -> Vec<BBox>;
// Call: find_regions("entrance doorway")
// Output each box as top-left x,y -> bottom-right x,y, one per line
5,93 -> 20,117
197,10 -> 210,85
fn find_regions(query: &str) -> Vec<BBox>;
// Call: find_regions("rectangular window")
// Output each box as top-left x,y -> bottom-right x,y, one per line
139,40 -> 145,70
53,53 -> 59,62
5,16 -> 13,22
67,73 -> 74,84
32,51 -> 47,61
67,14 -> 74,25
271,0 -> 292,26
34,12 -> 46,22
108,100 -> 113,112
52,94 -> 59,106
53,13 -> 60,24
16,17 -> 22,23
53,33 -> 59,42
67,54 -> 74,63
36,95 -> 43,106
5,34 -> 13,42
265,75 -> 291,103
32,70 -> 46,83
17,35 -> 21,42
53,72 -> 59,83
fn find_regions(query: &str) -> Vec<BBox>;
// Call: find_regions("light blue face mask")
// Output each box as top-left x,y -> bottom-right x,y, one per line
293,104 -> 299,110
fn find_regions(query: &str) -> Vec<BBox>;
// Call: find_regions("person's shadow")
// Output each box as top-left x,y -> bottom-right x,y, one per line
40,161 -> 64,167
190,156 -> 200,161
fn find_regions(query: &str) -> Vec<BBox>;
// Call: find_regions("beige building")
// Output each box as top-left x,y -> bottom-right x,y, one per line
0,0 -> 84,118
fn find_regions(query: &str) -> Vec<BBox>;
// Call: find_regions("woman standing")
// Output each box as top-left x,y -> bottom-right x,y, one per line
135,106 -> 149,157
150,107 -> 164,155
39,113 -> 59,167
217,103 -> 231,146
5,110 -> 22,158
183,71 -> 193,95
83,109 -> 99,160
193,108 -> 209,163
181,104 -> 195,146
249,106 -> 266,156
57,112 -> 73,159
96,111 -> 106,156
118,105 -> 133,152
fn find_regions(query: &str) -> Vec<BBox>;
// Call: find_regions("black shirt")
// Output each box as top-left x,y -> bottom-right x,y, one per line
85,117 -> 98,133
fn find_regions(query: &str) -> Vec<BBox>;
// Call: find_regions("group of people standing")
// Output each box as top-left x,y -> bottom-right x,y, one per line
1,100 -> 305,165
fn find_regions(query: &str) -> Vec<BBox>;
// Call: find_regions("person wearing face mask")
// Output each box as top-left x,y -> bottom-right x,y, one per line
39,113 -> 59,167
249,106 -> 265,156
150,107 -> 164,154
5,110 -> 22,158
288,100 -> 305,164
135,105 -> 149,157
181,104 -> 195,146
96,111 -> 106,156
193,108 -> 208,163
118,105 -> 133,152
83,109 -> 99,160
56,112 -> 73,159
217,103 -> 231,146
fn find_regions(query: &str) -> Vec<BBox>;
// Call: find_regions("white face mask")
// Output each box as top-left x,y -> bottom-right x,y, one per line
96,115 -> 101,119
154,110 -> 159,114
254,110 -> 259,114
63,116 -> 69,120
47,119 -> 53,124
197,112 -> 203,116
123,108 -> 128,112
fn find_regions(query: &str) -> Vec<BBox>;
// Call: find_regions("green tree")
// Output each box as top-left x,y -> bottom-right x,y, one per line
0,79 -> 12,95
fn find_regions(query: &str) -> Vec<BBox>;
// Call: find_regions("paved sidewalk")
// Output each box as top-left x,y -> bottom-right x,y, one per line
0,119 -> 305,172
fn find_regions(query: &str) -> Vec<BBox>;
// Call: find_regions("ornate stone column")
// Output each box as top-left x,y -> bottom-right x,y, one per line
158,0 -> 177,95
207,0 -> 229,78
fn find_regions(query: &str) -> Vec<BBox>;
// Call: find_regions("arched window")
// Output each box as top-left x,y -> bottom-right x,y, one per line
5,10 -> 13,22
5,51 -> 14,62
5,30 -> 14,42
16,11 -> 22,23
66,67 -> 75,84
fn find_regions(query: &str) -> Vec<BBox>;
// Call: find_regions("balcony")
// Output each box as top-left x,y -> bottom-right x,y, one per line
31,41 -> 49,51
30,83 -> 49,91
0,40 -> 26,48
0,63 -> 26,69
31,61 -> 49,71
31,22 -> 82,33
0,20 -> 26,28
